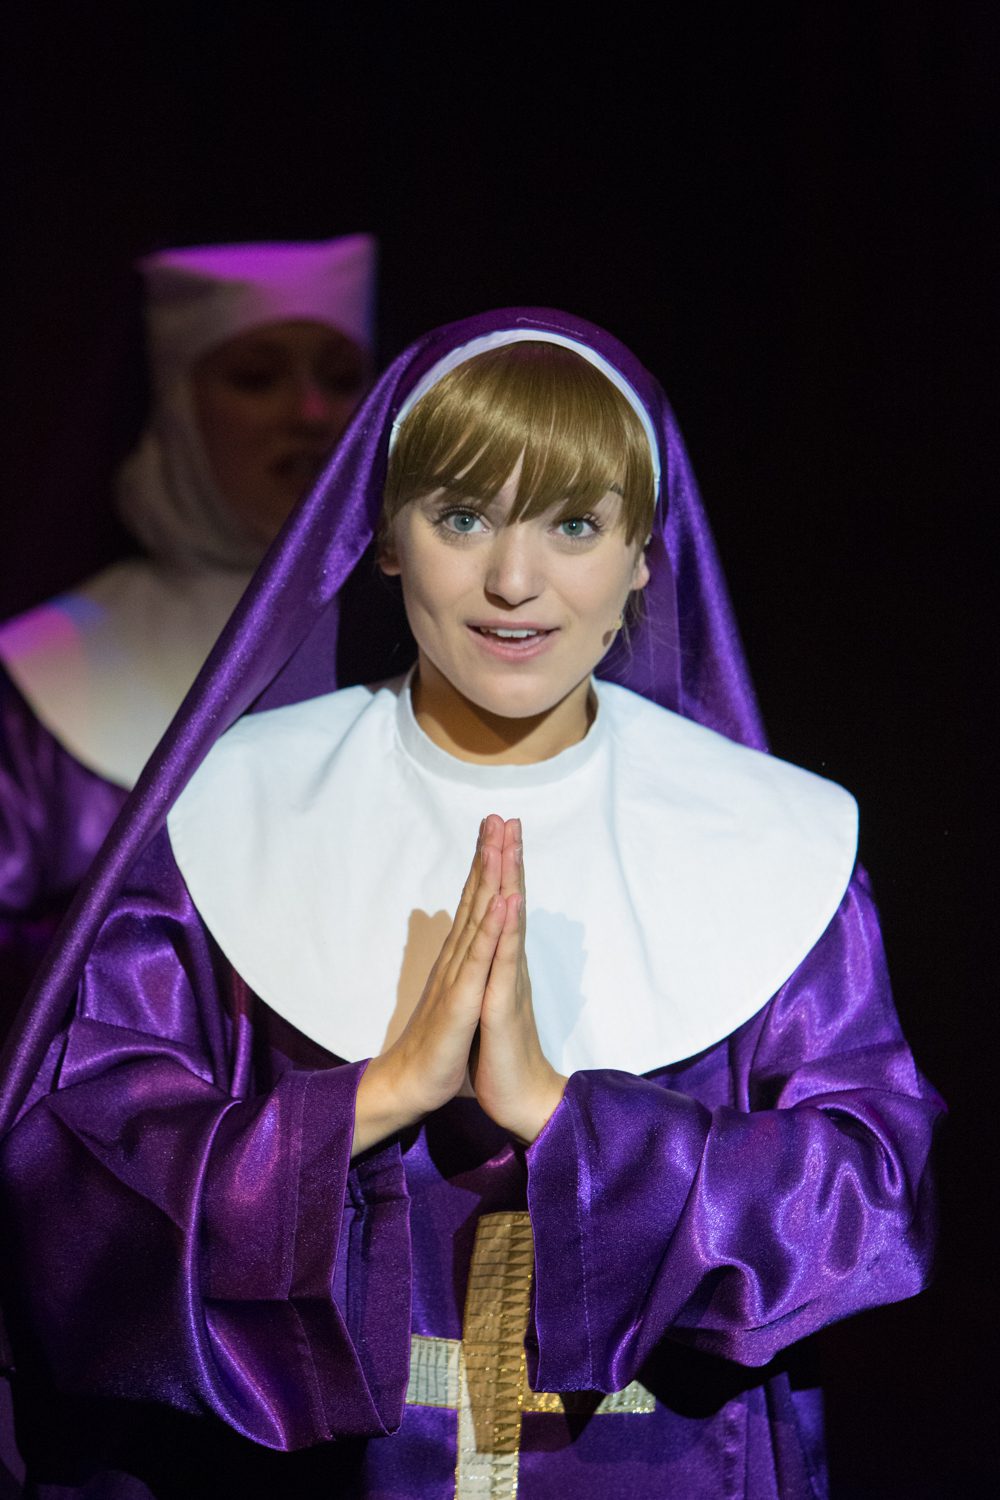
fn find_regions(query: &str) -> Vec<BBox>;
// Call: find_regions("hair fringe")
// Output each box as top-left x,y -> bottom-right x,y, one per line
383,342 -> 655,546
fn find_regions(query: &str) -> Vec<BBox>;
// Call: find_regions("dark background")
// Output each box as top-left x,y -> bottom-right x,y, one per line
1,2 -> 994,1493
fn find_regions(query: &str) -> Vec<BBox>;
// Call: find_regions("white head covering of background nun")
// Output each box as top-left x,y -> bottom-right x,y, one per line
115,234 -> 377,571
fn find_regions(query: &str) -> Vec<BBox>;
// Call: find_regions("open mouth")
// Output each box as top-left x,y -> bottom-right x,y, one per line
468,625 -> 557,658
475,627 -> 547,640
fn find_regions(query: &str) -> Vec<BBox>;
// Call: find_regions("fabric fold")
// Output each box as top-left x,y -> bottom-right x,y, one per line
525,872 -> 941,1389
0,832 -> 412,1451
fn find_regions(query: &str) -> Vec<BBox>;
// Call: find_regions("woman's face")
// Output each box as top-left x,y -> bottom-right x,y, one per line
381,459 -> 650,745
191,319 -> 369,543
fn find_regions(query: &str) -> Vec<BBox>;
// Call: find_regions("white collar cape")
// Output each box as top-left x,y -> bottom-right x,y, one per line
0,560 -> 252,789
166,676 -> 858,1075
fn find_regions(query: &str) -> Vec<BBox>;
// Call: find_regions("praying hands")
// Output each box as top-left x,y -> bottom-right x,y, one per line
352,814 -> 567,1155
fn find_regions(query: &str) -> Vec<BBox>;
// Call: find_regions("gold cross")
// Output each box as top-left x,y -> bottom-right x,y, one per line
406,1212 -> 654,1499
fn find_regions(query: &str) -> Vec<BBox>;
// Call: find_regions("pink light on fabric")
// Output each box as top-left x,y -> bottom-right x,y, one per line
140,234 -> 377,395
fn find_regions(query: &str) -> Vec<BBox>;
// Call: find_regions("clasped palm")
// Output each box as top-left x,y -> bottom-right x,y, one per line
353,816 -> 566,1153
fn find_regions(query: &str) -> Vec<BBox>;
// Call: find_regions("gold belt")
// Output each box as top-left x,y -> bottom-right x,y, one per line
406,1212 -> 654,1499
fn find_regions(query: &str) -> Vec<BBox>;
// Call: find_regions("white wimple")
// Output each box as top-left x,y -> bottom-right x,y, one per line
168,673 -> 858,1075
0,560 -> 251,788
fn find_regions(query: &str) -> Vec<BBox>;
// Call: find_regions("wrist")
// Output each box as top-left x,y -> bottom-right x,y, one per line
509,1066 -> 568,1145
352,1051 -> 423,1157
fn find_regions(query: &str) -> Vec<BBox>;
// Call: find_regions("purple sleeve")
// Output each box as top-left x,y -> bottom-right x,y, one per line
0,829 -> 412,1451
525,868 -> 943,1388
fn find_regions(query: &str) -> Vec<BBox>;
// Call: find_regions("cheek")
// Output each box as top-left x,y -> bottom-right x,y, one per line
563,557 -> 635,622
397,537 -> 476,625
199,391 -> 278,456
195,395 -> 252,473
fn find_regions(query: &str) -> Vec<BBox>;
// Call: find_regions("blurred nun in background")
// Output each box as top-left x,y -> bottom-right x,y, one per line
0,234 -> 376,1024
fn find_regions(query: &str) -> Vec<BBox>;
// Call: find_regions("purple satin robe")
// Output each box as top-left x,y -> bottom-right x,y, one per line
0,827 -> 942,1499
0,668 -> 129,1493
0,669 -> 127,1036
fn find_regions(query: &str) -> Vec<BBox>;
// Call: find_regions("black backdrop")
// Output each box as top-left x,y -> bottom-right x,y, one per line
1,3 -> 995,1494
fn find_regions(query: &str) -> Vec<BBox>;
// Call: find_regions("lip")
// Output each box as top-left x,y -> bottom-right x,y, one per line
466,623 -> 558,662
468,620 -> 555,632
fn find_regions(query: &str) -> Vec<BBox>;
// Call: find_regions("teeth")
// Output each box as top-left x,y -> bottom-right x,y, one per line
480,628 -> 540,639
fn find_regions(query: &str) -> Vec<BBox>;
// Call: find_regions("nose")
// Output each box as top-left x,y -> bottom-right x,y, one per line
483,524 -> 544,608
291,376 -> 341,430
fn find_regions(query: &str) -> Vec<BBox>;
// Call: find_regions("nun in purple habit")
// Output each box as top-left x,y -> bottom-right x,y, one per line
0,235 -> 376,1032
0,308 -> 942,1499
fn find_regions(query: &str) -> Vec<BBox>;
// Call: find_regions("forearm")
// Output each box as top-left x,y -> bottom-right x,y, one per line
352,1051 -> 422,1156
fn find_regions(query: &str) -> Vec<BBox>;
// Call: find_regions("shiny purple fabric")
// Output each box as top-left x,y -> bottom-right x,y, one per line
0,835 -> 940,1497
0,671 -> 127,1492
0,669 -> 126,1039
0,307 -> 764,1133
0,309 -> 942,1496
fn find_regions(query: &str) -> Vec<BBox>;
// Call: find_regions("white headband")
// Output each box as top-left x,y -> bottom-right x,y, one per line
389,327 -> 661,497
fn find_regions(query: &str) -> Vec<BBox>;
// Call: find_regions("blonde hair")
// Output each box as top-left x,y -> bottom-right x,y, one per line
382,341 -> 656,546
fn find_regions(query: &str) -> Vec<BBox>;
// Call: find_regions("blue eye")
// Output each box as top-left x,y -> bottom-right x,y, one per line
442,510 -> 484,534
558,517 -> 597,539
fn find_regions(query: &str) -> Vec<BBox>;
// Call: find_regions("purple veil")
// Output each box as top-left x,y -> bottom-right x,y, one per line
0,306 -> 764,1134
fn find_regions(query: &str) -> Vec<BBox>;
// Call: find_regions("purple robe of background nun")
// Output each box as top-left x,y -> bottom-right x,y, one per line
0,671 -> 127,1494
0,670 -> 126,1037
0,309 -> 943,1497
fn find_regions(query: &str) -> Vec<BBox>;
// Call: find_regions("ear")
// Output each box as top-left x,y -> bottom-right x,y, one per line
630,542 -> 651,594
376,524 -> 401,577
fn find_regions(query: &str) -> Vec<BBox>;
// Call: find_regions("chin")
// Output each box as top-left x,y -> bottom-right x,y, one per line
457,669 -> 582,723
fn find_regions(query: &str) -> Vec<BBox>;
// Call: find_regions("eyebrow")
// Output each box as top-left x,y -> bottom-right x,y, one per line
422,486 -> 494,513
424,479 -> 491,503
